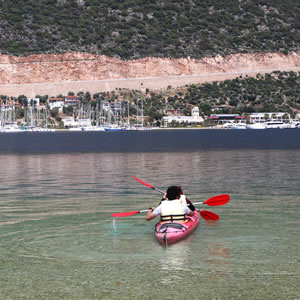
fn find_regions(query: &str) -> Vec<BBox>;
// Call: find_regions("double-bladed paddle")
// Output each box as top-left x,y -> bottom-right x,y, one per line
132,176 -> 230,206
111,177 -> 229,220
192,194 -> 230,206
112,208 -> 219,220
132,176 -> 165,194
112,209 -> 149,218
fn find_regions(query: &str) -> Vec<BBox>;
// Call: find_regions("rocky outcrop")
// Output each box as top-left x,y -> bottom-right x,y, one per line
1,52 -> 300,85
1,52 -> 300,97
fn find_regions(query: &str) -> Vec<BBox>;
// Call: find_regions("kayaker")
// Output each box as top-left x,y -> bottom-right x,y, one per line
159,186 -> 196,211
178,186 -> 196,211
146,186 -> 194,221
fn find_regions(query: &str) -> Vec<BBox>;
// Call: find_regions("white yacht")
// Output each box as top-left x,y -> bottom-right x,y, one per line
264,121 -> 289,129
222,122 -> 234,129
246,123 -> 266,129
231,123 -> 247,129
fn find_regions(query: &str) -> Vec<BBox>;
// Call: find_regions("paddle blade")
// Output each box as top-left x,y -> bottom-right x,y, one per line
199,210 -> 219,221
112,211 -> 140,218
204,194 -> 230,206
132,176 -> 155,189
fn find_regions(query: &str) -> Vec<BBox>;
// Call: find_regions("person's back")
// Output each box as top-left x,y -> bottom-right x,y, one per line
160,198 -> 186,221
146,186 -> 193,221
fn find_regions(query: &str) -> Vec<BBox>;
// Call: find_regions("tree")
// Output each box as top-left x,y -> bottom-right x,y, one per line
36,95 -> 48,105
199,102 -> 211,116
63,106 -> 74,116
50,108 -> 59,118
229,98 -> 238,106
84,92 -> 91,101
17,95 -> 28,107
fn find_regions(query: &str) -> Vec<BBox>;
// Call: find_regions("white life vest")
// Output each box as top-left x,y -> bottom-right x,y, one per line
160,198 -> 186,221
179,194 -> 188,204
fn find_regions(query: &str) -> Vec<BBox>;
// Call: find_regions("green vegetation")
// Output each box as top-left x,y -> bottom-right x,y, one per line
177,71 -> 300,117
0,0 -> 299,58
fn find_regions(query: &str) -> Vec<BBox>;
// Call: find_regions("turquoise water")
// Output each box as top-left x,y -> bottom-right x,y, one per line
0,150 -> 299,299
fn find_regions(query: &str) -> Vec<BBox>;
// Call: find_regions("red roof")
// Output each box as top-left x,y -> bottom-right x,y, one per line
65,96 -> 79,99
48,98 -> 64,101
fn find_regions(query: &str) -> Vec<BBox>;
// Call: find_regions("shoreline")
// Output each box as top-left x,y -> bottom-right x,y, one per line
2,126 -> 300,134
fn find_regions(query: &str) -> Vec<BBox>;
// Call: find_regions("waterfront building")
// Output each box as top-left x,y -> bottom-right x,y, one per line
27,98 -> 40,106
62,117 -> 91,128
162,106 -> 204,126
207,114 -> 246,124
48,97 -> 65,110
249,112 -> 290,123
64,95 -> 80,107
48,96 -> 81,110
211,105 -> 228,112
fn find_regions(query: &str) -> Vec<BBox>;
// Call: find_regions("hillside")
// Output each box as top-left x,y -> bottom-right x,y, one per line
98,70 -> 300,122
1,52 -> 300,98
0,0 -> 299,59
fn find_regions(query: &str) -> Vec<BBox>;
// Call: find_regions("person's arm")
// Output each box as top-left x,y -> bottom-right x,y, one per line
146,207 -> 156,221
187,200 -> 196,211
159,193 -> 167,204
146,205 -> 161,221
183,195 -> 196,211
187,209 -> 194,216
183,205 -> 194,216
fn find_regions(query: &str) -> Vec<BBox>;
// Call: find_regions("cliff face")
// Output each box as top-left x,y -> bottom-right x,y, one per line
1,52 -> 300,85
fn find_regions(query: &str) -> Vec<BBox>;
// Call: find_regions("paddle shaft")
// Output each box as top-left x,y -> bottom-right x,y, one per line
132,176 -> 229,206
136,183 -> 204,206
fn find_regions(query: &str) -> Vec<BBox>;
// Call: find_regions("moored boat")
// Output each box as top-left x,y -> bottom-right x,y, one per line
231,123 -> 247,129
264,121 -> 289,129
246,123 -> 266,129
154,210 -> 200,245
104,126 -> 124,131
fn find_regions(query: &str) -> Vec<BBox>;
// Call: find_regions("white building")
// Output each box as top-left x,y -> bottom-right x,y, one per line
62,118 -> 91,128
208,114 -> 243,124
47,97 -> 65,110
162,106 -> 204,126
64,95 -> 80,107
27,98 -> 40,106
62,118 -> 78,128
249,112 -> 290,123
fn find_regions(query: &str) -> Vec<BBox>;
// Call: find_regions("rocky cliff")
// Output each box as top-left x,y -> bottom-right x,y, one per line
1,52 -> 300,85
1,52 -> 300,97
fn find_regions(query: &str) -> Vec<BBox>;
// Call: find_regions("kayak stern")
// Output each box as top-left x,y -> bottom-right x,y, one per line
154,210 -> 200,245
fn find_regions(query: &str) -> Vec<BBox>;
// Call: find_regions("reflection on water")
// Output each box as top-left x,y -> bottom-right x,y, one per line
0,150 -> 299,299
159,243 -> 192,285
206,242 -> 231,274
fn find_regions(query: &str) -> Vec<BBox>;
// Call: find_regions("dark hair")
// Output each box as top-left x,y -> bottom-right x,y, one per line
166,186 -> 181,200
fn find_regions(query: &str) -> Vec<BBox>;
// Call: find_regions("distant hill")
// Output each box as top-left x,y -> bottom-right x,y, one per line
0,0 -> 299,59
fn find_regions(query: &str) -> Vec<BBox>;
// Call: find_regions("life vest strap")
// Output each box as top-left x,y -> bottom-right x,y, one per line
160,214 -> 186,222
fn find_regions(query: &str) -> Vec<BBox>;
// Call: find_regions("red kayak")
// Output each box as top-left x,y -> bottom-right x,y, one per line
154,210 -> 200,245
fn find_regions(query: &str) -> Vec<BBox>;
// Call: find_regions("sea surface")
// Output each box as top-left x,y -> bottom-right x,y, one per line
0,129 -> 299,299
